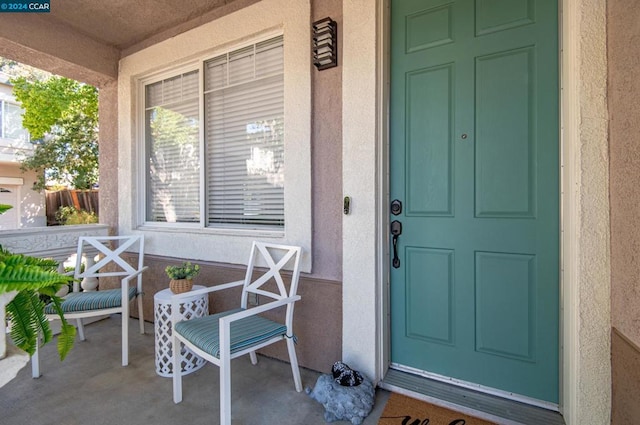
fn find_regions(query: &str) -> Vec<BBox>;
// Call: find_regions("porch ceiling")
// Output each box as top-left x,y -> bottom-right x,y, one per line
0,0 -> 259,83
38,0 -> 246,52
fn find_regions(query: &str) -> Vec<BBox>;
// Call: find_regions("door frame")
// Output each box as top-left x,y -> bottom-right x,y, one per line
384,0 -> 561,409
341,0 -> 610,424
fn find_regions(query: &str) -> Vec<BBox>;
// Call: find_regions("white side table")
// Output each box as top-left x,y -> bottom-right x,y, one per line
154,286 -> 209,377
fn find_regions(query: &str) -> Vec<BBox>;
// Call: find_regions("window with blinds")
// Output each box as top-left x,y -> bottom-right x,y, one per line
145,70 -> 200,223
204,35 -> 284,228
143,35 -> 284,229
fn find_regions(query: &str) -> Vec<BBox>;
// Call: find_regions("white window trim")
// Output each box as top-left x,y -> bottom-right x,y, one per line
119,0 -> 312,272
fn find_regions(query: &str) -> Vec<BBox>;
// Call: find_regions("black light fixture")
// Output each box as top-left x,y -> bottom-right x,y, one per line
312,17 -> 338,70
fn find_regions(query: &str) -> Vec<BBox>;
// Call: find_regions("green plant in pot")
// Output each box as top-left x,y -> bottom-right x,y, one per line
0,204 -> 77,359
165,261 -> 200,294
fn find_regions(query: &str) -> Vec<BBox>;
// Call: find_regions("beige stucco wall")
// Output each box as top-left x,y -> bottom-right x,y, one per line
117,0 -> 344,372
0,15 -> 118,86
556,0 -> 612,422
608,0 -> 640,351
98,80 -> 119,235
608,0 -> 640,421
311,0 -> 343,282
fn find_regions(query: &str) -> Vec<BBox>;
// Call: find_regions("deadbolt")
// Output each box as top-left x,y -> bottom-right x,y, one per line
390,199 -> 402,216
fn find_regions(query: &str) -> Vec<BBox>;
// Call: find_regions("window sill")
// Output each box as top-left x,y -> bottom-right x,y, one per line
137,224 -> 285,239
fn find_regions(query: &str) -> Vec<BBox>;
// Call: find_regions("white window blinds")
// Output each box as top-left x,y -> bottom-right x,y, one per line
204,35 -> 285,228
145,70 -> 200,223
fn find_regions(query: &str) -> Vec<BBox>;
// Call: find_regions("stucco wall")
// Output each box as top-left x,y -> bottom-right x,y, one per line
117,0 -> 344,372
608,0 -> 640,351
555,0 -> 612,422
311,0 -> 343,282
98,80 -> 119,235
608,0 -> 640,421
0,15 -> 118,86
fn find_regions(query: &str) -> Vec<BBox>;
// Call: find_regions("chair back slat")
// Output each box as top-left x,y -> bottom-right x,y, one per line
241,242 -> 302,306
76,235 -> 144,278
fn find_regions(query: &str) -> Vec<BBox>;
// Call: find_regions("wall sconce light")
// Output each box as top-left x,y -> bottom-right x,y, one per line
312,17 -> 338,70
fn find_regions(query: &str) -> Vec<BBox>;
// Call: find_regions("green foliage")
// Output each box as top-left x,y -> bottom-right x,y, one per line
10,75 -> 99,190
165,261 -> 200,280
0,246 -> 77,360
55,206 -> 98,225
0,204 -> 12,215
7,290 -> 52,356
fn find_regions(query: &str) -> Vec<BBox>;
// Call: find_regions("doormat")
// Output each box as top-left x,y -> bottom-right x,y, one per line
378,392 -> 496,425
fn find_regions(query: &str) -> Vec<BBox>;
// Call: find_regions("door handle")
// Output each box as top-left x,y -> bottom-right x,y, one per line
391,220 -> 402,268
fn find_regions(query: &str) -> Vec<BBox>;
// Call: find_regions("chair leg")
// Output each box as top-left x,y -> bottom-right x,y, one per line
249,351 -> 258,365
137,295 -> 145,335
31,334 -> 41,378
172,335 -> 182,403
76,318 -> 86,341
122,310 -> 129,366
286,337 -> 302,392
220,353 -> 232,425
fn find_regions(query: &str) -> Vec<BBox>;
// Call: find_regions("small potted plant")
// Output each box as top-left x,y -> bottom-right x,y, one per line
165,261 -> 200,294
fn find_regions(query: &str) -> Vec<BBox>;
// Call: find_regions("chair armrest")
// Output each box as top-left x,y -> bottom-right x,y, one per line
170,280 -> 245,301
121,266 -> 149,284
170,280 -> 246,323
218,295 -> 301,326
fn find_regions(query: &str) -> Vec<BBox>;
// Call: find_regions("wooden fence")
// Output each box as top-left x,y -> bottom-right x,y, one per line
45,189 -> 99,226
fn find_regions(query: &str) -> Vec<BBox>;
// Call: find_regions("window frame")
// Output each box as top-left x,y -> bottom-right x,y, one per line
139,34 -> 286,233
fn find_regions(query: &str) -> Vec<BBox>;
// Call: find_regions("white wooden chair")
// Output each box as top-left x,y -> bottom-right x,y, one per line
32,235 -> 147,377
171,241 -> 303,425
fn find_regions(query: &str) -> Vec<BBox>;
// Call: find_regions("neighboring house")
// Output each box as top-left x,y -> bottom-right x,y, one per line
0,72 -> 45,229
0,1 -> 636,424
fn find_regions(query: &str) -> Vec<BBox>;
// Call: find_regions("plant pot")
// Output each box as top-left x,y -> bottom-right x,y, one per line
169,279 -> 193,294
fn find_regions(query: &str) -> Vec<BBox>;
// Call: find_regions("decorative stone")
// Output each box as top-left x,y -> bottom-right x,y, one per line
306,373 -> 375,425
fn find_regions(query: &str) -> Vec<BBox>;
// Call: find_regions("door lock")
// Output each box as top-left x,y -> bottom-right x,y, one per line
390,199 -> 402,216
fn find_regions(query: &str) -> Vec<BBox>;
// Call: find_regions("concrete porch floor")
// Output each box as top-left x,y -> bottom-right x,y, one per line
0,315 -> 390,425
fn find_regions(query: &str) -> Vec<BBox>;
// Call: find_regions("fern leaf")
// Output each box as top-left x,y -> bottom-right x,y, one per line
6,290 -> 43,355
57,322 -> 77,361
0,261 -> 73,293
46,294 -> 76,360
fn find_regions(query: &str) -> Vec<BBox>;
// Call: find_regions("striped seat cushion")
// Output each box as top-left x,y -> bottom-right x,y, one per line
45,287 -> 138,314
175,308 -> 288,358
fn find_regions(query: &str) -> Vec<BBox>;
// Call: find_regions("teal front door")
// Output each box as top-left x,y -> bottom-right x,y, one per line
390,0 -> 559,403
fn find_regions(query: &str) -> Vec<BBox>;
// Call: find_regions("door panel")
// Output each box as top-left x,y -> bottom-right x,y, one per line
390,0 -> 559,403
475,47 -> 535,217
406,65 -> 454,216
